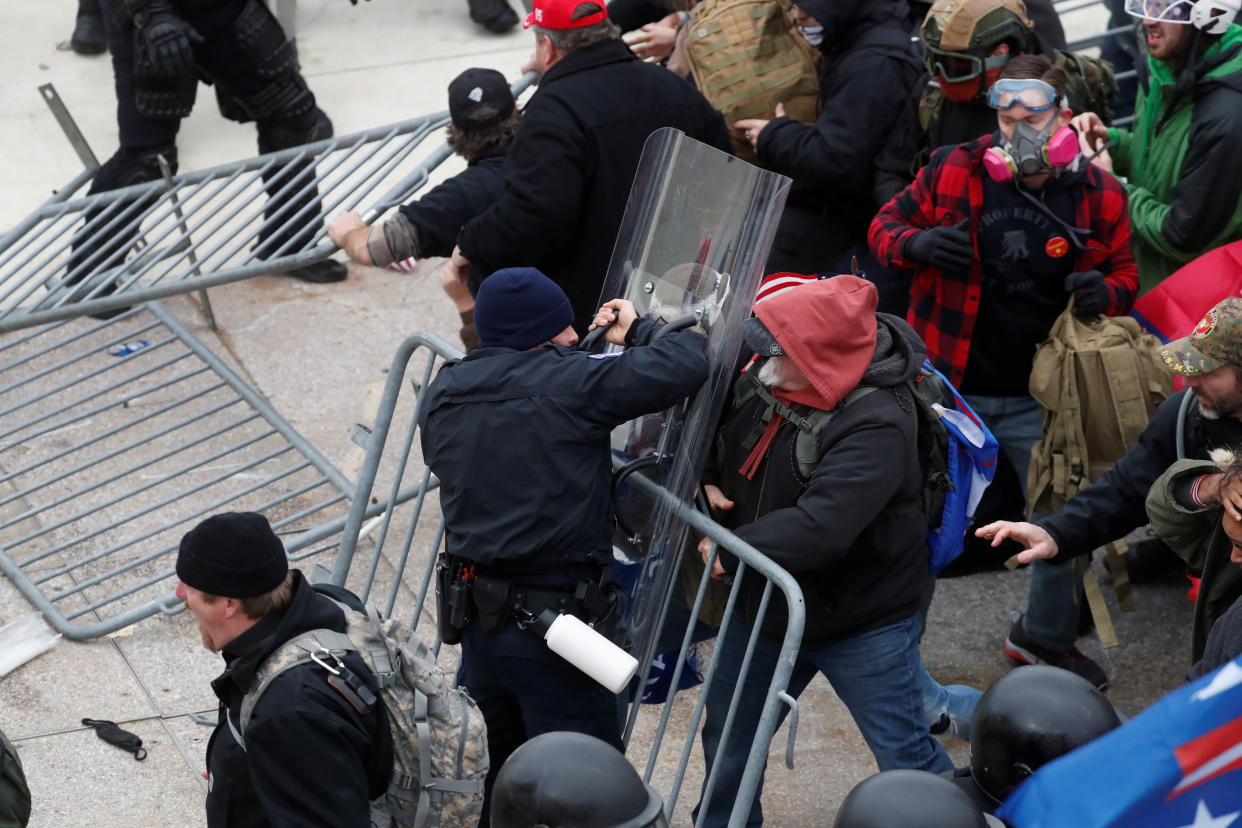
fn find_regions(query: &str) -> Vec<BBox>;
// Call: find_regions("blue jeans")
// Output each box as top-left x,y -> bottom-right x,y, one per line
696,613 -> 952,827
1023,557 -> 1084,651
962,394 -> 1044,503
914,583 -> 981,739
960,397 -> 1084,652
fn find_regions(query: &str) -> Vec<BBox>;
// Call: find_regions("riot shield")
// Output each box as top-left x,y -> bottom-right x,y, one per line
598,128 -> 790,680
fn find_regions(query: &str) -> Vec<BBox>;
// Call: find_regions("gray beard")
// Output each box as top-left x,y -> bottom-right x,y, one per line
756,359 -> 783,388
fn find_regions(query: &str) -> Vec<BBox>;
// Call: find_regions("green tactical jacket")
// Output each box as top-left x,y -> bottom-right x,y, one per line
1146,458 -> 1242,663
1108,24 -> 1242,294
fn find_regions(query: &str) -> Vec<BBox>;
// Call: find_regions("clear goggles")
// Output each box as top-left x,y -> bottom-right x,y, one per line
986,79 -> 1062,112
923,45 -> 1009,84
1124,0 -> 1195,22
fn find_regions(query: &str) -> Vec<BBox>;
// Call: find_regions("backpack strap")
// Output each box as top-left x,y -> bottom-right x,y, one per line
1176,390 -> 1194,461
233,629 -> 358,751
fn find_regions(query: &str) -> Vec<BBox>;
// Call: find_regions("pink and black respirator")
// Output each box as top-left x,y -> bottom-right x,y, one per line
983,79 -> 1078,182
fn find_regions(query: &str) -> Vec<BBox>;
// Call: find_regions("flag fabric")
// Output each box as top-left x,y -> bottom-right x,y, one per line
997,656 -> 1242,827
1131,242 -> 1242,344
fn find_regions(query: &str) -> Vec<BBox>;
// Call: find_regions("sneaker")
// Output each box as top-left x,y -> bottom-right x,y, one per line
1003,615 -> 1109,690
284,260 -> 347,283
469,0 -> 520,32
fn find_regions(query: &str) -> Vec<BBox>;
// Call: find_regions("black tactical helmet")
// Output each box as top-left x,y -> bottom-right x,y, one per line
834,770 -> 989,828
970,665 -> 1122,803
491,732 -> 669,828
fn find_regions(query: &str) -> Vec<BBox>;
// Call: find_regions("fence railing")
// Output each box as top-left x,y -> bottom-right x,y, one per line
326,332 -> 807,828
0,74 -> 535,333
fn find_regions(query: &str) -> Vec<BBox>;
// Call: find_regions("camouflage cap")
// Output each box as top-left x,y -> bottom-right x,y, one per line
1157,296 -> 1242,376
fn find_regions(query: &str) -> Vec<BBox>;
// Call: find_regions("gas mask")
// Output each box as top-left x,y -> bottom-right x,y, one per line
799,24 -> 824,46
984,119 -> 1078,182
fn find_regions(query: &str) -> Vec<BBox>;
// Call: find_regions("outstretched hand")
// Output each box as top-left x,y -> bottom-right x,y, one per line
974,521 -> 1059,565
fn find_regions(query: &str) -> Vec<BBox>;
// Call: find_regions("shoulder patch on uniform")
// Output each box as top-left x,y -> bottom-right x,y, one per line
587,352 -> 622,359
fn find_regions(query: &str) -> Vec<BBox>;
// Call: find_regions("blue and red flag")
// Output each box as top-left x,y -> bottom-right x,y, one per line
997,656 -> 1242,827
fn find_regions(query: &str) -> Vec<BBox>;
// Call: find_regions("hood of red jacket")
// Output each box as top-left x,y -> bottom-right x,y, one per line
754,275 -> 878,409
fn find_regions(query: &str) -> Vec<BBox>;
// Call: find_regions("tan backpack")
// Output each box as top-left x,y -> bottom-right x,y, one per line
683,0 -> 820,164
1026,306 -> 1172,644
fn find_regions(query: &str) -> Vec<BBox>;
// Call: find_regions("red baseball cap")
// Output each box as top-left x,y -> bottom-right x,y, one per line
523,0 -> 608,30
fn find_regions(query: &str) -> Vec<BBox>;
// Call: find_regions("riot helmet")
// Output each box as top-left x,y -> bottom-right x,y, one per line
970,665 -> 1122,803
921,0 -> 1036,101
834,769 -> 989,828
491,731 -> 669,828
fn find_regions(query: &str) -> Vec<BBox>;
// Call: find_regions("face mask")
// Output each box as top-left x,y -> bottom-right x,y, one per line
799,24 -> 824,46
984,120 -> 1078,182
938,65 -> 1006,104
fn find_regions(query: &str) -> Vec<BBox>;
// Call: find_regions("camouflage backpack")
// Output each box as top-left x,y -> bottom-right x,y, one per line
683,0 -> 820,164
231,599 -> 488,828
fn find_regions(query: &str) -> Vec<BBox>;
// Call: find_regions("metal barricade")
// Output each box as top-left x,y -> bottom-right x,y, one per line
0,74 -> 534,333
0,301 -> 365,639
1058,0 -> 1140,127
328,333 -> 806,828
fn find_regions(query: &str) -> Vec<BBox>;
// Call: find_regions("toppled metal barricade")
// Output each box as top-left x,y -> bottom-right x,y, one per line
327,334 -> 807,828
0,74 -> 534,332
0,302 -> 362,639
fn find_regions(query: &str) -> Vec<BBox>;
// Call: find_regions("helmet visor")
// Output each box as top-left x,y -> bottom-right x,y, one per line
1124,0 -> 1196,22
923,45 -> 986,83
987,78 -> 1060,112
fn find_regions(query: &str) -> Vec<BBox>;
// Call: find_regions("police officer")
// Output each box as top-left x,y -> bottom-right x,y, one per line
75,0 -> 346,290
419,266 -> 708,826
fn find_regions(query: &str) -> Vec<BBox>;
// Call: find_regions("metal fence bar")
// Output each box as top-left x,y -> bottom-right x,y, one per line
0,74 -> 536,333
0,303 -> 360,639
325,331 -> 806,827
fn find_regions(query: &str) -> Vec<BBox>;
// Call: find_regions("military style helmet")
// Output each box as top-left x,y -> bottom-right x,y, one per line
491,732 -> 669,828
922,0 -> 1036,82
834,770 -> 990,828
970,666 -> 1122,803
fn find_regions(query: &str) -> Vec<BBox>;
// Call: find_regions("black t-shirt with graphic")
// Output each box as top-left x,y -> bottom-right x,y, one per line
960,168 -> 1085,397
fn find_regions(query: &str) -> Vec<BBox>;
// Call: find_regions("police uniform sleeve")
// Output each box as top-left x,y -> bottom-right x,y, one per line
578,324 -> 708,428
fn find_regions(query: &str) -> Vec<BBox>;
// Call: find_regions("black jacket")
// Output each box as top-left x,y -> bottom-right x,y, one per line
755,0 -> 923,263
397,150 -> 507,259
708,315 -> 931,645
606,0 -> 674,32
457,39 -> 732,333
205,572 -> 392,828
1041,390 -> 1242,562
420,320 -> 708,578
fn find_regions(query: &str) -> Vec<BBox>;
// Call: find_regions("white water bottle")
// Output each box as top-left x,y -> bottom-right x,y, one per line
533,610 -> 639,694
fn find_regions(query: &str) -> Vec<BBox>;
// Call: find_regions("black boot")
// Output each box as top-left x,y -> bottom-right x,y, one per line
468,0 -> 519,32
71,0 -> 108,55
284,260 -> 347,283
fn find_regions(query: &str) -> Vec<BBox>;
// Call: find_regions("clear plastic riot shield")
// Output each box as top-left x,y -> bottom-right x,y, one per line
597,128 -> 790,687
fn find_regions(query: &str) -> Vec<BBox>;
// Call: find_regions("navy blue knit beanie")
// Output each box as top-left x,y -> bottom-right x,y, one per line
176,512 -> 288,598
474,267 -> 574,350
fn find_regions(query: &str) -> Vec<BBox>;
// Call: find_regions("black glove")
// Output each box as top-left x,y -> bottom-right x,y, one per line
904,218 -> 974,270
1065,269 -> 1109,315
137,2 -> 204,77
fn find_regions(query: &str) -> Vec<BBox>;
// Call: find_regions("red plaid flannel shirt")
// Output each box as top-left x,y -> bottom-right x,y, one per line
868,134 -> 1138,387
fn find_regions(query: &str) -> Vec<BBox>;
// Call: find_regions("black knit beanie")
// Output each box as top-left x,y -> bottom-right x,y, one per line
176,512 -> 288,598
474,267 -> 575,350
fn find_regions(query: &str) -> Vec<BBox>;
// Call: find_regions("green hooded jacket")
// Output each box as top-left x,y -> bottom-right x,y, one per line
1146,458 -> 1242,664
1108,23 -> 1242,294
